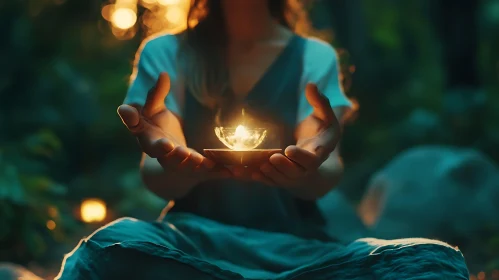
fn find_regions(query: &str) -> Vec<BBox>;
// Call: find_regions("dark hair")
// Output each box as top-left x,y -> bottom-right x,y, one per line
177,0 -> 311,107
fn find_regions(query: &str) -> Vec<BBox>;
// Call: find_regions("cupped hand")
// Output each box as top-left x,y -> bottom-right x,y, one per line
117,72 -> 231,179
250,83 -> 341,187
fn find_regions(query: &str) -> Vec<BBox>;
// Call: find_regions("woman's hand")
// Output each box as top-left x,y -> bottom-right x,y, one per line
117,72 -> 230,181
251,84 -> 342,189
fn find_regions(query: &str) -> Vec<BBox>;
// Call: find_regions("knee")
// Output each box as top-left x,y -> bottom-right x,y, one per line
55,217 -> 140,279
361,238 -> 470,279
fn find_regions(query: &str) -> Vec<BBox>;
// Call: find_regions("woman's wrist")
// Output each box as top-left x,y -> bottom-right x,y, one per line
140,155 -> 198,200
156,156 -> 202,186
287,157 -> 344,200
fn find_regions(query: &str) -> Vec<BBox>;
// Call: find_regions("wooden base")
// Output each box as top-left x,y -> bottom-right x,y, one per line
203,149 -> 282,166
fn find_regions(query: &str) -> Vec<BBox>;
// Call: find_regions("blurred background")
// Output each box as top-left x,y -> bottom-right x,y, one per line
0,0 -> 498,279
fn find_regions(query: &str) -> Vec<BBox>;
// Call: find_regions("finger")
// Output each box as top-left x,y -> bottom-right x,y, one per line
149,138 -> 175,158
158,146 -> 190,169
118,105 -> 176,157
143,72 -> 171,119
178,152 -> 203,172
187,149 -> 205,168
269,153 -> 305,179
305,83 -> 336,125
251,171 -> 276,186
260,162 -> 294,187
117,104 -> 144,133
199,157 -> 216,170
285,145 -> 320,170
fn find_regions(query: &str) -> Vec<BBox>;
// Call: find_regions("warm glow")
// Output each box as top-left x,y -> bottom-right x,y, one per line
158,0 -> 180,5
117,0 -> 138,5
48,206 -> 58,218
102,0 -> 190,39
165,6 -> 185,23
215,125 -> 267,151
111,7 -> 137,30
46,220 -> 56,230
235,125 -> 250,139
80,199 -> 107,223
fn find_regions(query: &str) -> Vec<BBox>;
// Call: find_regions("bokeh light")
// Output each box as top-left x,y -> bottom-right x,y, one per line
80,199 -> 107,223
159,0 -> 181,5
101,0 -> 189,38
46,220 -> 56,230
48,206 -> 58,218
111,7 -> 137,30
165,5 -> 185,23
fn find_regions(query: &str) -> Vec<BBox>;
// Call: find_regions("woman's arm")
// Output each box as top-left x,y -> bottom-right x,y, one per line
264,40 -> 351,200
286,148 -> 344,200
120,36 -> 231,201
286,107 -> 346,200
249,87 -> 348,201
136,104 -> 201,200
120,74 -> 229,202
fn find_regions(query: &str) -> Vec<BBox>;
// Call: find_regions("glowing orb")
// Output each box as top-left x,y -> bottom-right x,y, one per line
215,125 -> 267,151
111,8 -> 137,30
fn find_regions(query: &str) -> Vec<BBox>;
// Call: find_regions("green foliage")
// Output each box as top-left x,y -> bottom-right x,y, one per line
0,130 -> 78,263
0,0 -> 160,265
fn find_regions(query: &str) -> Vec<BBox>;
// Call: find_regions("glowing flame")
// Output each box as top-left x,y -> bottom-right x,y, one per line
80,199 -> 107,223
111,7 -> 137,30
215,125 -> 267,151
235,125 -> 250,138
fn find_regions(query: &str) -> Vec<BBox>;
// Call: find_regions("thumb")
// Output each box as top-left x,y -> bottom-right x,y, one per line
143,72 -> 171,119
118,105 -> 175,157
305,83 -> 336,125
117,104 -> 142,133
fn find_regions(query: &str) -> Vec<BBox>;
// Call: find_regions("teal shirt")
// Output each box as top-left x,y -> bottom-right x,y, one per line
125,33 -> 352,237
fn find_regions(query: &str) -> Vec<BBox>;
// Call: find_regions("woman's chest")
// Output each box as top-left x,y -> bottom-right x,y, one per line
227,43 -> 288,99
184,38 -> 305,150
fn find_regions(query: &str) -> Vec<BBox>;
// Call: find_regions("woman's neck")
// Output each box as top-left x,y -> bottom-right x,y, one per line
222,0 -> 276,43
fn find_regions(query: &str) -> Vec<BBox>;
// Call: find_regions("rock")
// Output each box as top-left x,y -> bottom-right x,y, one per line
358,145 -> 499,245
318,190 -> 369,243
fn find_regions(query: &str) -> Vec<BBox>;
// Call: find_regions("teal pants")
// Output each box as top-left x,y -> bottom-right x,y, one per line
56,214 -> 469,280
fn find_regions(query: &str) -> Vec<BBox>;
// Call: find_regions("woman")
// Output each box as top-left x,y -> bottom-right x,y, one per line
57,0 -> 469,279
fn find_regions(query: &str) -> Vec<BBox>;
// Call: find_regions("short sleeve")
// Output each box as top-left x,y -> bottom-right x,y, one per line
297,38 -> 352,123
124,34 -> 184,117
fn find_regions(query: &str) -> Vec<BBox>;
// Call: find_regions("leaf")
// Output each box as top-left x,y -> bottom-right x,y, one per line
20,176 -> 67,196
487,235 -> 499,251
23,129 -> 62,158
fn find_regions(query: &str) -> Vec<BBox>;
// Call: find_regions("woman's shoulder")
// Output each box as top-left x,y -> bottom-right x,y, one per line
137,32 -> 182,58
301,36 -> 339,65
299,36 -> 339,78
